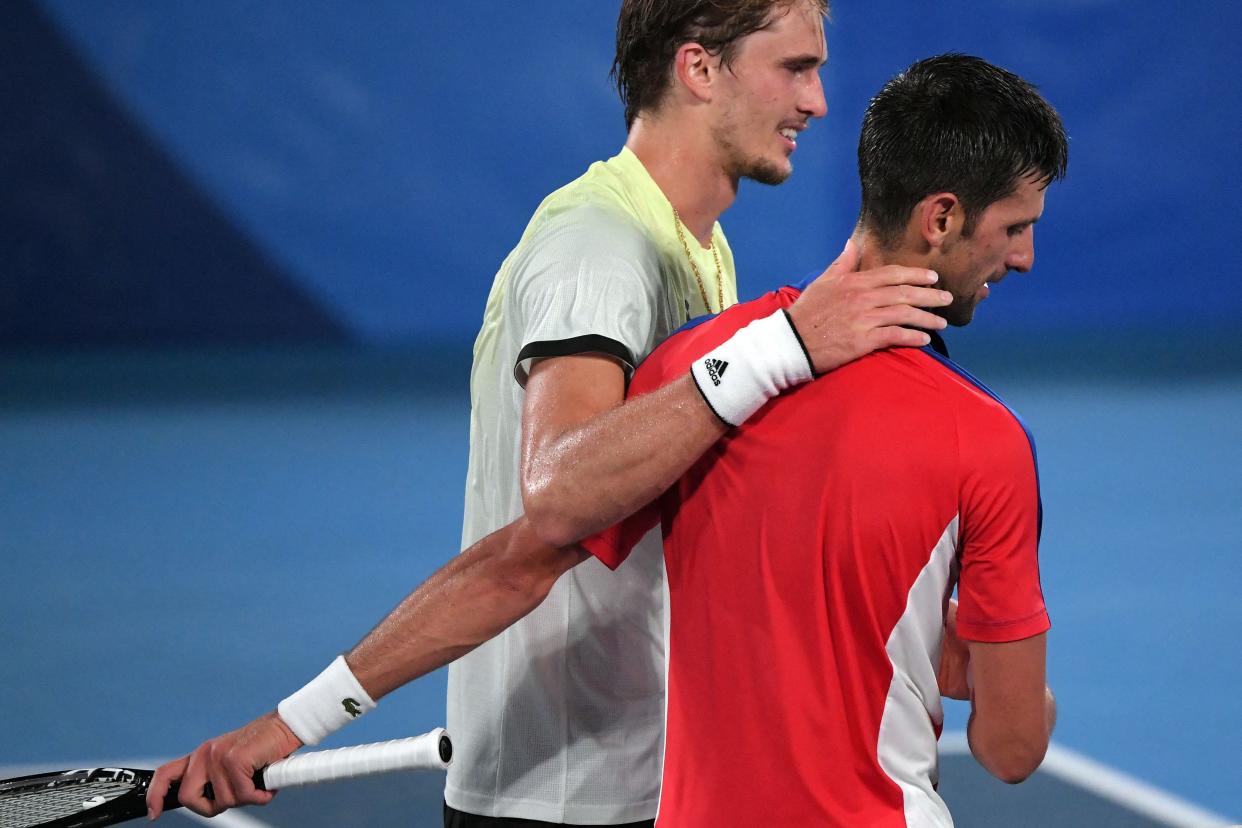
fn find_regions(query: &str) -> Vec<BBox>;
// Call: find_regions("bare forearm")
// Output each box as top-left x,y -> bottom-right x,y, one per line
518,251 -> 955,548
346,517 -> 586,699
968,685 -> 1055,784
523,374 -> 725,547
1043,685 -> 1057,733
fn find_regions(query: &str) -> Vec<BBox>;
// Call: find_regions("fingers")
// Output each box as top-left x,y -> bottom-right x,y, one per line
217,711 -> 297,807
221,750 -> 276,808
170,746 -> 268,817
146,755 -> 188,820
176,744 -> 221,818
867,304 -> 951,332
865,283 -> 954,312
871,326 -> 935,350
857,264 -> 943,291
157,714 -> 299,819
204,746 -> 241,811
821,237 -> 861,277
787,243 -> 959,374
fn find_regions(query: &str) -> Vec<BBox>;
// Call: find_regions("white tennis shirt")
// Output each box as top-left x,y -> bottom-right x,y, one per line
445,147 -> 737,823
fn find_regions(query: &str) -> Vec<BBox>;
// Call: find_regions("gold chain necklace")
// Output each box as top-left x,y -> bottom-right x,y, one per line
672,206 -> 724,313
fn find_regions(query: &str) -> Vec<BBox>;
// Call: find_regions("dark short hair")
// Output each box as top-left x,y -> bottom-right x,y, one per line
612,0 -> 830,129
857,54 -> 1069,246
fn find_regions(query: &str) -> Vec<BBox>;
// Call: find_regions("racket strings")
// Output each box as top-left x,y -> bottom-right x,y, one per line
0,777 -> 137,827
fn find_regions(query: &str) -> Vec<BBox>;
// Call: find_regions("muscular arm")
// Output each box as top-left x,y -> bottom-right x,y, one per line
149,243 -> 951,818
522,356 -> 724,547
521,242 -> 951,547
347,517 -> 588,698
965,632 -> 1055,784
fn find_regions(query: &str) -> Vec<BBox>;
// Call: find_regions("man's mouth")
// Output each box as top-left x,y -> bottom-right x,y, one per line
984,271 -> 1009,291
778,126 -> 803,150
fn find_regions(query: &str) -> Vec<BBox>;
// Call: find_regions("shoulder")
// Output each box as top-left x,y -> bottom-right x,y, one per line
666,287 -> 801,352
921,356 -> 1039,504
812,347 -> 1028,458
516,202 -> 661,282
917,352 -> 1029,433
628,289 -> 798,396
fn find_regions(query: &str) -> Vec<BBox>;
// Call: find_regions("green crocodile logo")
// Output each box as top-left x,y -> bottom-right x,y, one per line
342,698 -> 363,718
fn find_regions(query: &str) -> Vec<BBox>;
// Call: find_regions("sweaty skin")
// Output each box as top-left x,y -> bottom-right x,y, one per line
146,3 -> 956,819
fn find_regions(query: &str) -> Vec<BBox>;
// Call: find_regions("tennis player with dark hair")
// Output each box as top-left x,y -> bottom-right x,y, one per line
148,2 -> 952,826
583,53 -> 1068,826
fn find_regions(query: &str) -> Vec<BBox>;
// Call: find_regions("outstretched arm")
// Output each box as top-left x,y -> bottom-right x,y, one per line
347,518 -> 588,698
146,517 -> 586,819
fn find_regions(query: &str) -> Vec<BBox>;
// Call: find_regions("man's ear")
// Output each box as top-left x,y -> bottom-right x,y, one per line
672,42 -> 717,104
917,193 -> 964,251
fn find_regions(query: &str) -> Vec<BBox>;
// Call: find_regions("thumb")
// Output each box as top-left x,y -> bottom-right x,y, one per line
822,237 -> 860,277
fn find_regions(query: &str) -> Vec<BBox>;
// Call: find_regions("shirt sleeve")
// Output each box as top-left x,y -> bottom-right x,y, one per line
955,410 -> 1050,643
576,332 -> 681,570
508,204 -> 665,387
580,500 -> 661,570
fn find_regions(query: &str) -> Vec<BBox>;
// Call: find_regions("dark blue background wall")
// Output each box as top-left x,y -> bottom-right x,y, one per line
5,0 -> 1240,352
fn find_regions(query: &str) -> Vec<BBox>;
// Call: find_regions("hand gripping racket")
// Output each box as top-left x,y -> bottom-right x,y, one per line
0,728 -> 452,828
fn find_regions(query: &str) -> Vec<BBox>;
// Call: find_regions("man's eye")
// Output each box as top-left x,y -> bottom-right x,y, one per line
784,60 -> 818,74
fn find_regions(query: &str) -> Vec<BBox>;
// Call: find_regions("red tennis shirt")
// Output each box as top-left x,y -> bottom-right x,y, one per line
581,285 -> 1049,827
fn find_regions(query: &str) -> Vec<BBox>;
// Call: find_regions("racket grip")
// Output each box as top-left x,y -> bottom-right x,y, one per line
260,729 -> 452,790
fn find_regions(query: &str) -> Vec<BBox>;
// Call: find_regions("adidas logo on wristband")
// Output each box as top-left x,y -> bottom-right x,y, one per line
690,309 -> 813,428
704,358 -> 729,386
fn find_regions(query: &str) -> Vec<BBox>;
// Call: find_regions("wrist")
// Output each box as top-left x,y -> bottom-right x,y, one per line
690,309 -> 814,428
265,709 -> 305,750
277,655 -> 376,746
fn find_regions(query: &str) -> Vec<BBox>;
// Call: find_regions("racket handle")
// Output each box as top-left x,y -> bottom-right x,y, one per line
179,729 -> 451,803
260,729 -> 452,790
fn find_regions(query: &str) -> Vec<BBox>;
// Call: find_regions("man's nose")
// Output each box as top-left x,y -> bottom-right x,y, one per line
800,72 -> 828,119
1008,230 -> 1035,273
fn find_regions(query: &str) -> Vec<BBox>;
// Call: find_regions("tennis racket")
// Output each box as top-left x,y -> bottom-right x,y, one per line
0,728 -> 452,828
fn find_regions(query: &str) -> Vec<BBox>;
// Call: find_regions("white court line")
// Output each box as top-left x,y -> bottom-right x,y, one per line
0,759 -> 277,828
6,742 -> 1237,828
182,808 -> 274,827
940,730 -> 1238,828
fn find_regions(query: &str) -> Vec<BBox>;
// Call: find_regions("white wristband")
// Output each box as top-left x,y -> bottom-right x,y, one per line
277,655 -> 376,746
690,309 -> 814,427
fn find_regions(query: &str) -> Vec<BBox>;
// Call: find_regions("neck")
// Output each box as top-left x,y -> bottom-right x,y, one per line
625,113 -> 738,247
855,227 -> 931,272
856,227 -> 948,340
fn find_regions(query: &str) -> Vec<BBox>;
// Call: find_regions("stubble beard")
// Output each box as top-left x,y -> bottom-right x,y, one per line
726,142 -> 792,186
944,300 -> 976,328
931,271 -> 978,328
736,157 -> 791,186
713,118 -> 792,187
936,243 -> 985,327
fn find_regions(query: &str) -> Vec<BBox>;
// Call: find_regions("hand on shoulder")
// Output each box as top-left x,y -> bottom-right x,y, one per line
786,238 -> 953,374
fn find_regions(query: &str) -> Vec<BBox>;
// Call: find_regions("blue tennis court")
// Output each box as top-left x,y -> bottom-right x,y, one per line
4,1 -> 1241,824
